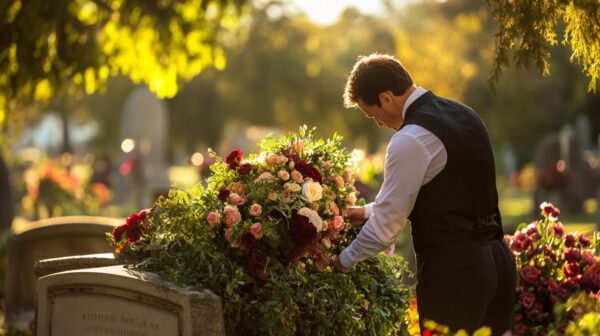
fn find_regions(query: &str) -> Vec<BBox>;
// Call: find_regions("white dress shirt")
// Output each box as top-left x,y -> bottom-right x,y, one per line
339,87 -> 448,269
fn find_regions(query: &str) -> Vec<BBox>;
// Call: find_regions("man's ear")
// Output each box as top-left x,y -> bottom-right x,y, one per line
378,91 -> 393,105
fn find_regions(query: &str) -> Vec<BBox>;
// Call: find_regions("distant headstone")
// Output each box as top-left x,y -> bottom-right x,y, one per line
120,86 -> 170,208
575,114 -> 593,151
4,216 -> 121,323
35,265 -> 225,336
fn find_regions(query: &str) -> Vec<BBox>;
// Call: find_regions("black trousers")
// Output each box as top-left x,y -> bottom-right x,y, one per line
416,240 -> 517,335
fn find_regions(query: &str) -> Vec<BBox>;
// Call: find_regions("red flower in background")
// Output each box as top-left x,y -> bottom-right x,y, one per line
521,265 -> 541,284
580,261 -> 600,291
564,248 -> 582,263
519,292 -> 536,309
248,250 -> 268,282
226,149 -> 243,169
564,263 -> 580,278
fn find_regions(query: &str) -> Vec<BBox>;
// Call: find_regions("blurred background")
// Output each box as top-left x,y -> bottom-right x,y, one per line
1,0 -> 600,321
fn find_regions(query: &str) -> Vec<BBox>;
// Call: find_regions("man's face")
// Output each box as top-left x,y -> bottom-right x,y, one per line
357,99 -> 392,129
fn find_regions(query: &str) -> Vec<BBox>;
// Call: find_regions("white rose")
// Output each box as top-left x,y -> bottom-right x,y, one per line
302,181 -> 323,202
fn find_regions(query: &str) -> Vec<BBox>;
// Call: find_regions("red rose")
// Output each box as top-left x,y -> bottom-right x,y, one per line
563,263 -> 580,278
542,203 -> 560,220
565,234 -> 576,247
225,149 -> 243,169
580,261 -> 600,291
125,223 -> 144,243
578,234 -> 591,247
289,210 -> 317,247
564,248 -> 581,263
514,323 -> 527,334
238,163 -> 252,176
519,292 -> 536,309
294,159 -> 323,184
520,265 -> 541,284
218,189 -> 230,202
552,223 -> 564,238
248,250 -> 268,281
112,225 -> 126,242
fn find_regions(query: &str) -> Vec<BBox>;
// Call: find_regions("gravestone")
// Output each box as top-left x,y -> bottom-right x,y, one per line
4,216 -> 122,323
119,86 -> 170,209
35,265 -> 225,336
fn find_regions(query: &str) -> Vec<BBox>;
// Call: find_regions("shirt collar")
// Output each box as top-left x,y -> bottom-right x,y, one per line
402,86 -> 427,119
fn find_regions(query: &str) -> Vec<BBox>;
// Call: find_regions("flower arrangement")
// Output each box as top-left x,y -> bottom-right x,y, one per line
109,127 -> 411,335
504,202 -> 600,335
19,159 -> 111,219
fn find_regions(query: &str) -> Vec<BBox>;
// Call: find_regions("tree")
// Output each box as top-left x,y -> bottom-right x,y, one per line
0,0 -> 248,133
487,0 -> 600,91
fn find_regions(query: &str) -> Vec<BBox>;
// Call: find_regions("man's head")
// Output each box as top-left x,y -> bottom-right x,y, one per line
343,54 -> 415,130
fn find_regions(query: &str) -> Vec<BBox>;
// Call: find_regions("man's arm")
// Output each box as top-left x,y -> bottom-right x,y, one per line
338,134 -> 430,270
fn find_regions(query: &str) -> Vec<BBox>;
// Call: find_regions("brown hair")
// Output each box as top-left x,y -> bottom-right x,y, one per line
343,53 -> 414,108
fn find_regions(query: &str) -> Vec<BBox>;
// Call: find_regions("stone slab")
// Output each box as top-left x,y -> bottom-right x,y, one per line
35,265 -> 225,336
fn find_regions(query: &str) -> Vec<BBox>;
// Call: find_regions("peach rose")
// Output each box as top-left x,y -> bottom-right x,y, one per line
334,175 -> 345,188
294,139 -> 305,153
284,182 -> 301,193
278,170 -> 290,181
302,181 -> 323,202
346,193 -> 357,205
250,222 -> 263,239
227,181 -> 246,195
223,205 -> 241,227
291,170 -> 303,183
333,215 -> 344,230
249,203 -> 262,216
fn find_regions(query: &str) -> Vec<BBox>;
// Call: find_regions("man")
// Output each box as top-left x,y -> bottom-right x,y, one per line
333,54 -> 516,335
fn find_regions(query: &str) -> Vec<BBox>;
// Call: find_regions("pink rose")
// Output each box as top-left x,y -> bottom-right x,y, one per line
249,203 -> 262,217
519,292 -> 536,309
250,223 -> 263,239
207,211 -> 221,226
333,215 -> 344,230
520,265 -> 541,284
223,205 -> 241,227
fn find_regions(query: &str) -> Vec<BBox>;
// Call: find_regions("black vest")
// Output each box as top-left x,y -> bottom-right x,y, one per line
402,92 -> 503,254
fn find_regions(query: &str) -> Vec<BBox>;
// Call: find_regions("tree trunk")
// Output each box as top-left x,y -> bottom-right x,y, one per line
59,108 -> 71,153
0,153 -> 14,230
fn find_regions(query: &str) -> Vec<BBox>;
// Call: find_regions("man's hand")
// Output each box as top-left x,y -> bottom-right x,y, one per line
332,255 -> 353,273
345,206 -> 367,227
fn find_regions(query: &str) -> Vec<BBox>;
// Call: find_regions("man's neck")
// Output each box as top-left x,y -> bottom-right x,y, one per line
391,86 -> 417,130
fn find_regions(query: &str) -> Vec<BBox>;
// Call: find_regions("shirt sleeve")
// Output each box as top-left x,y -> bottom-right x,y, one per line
339,134 -> 431,269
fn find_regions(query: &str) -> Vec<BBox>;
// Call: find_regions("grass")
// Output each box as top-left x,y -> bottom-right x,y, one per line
499,188 -> 599,235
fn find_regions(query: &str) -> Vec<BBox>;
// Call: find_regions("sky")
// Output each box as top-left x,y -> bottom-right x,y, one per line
289,0 -> 386,25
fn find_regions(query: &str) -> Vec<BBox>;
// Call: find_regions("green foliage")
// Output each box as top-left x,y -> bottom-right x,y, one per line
487,0 -> 600,91
0,0 -> 248,129
549,291 -> 600,336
